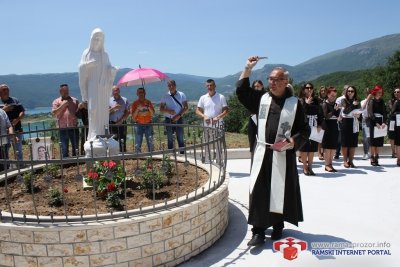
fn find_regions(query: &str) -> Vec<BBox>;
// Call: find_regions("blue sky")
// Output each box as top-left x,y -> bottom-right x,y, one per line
1,0 -> 399,77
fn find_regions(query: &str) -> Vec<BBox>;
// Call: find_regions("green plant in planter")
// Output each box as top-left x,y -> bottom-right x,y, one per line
139,158 -> 166,191
84,160 -> 125,208
46,187 -> 65,207
22,172 -> 35,192
43,164 -> 60,177
105,186 -> 122,207
162,155 -> 174,182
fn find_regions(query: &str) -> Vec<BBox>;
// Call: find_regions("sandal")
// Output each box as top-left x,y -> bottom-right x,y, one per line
325,166 -> 334,172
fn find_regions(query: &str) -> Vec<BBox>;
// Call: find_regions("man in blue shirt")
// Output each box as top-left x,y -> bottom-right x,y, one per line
109,85 -> 130,152
160,80 -> 188,153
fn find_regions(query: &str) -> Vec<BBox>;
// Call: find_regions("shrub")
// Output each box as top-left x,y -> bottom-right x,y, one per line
105,190 -> 122,208
139,158 -> 165,191
22,172 -> 35,192
46,187 -> 64,207
84,160 -> 125,208
43,164 -> 60,177
162,155 -> 174,182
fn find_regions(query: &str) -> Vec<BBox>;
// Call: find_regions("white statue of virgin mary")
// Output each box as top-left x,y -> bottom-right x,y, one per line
79,28 -> 119,156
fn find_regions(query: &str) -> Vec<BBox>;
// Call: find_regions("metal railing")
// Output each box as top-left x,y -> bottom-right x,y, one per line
0,122 -> 227,223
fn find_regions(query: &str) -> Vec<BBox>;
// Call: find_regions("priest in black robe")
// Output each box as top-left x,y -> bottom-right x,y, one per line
236,56 -> 310,246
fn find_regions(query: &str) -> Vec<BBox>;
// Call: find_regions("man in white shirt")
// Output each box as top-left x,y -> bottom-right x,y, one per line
0,108 -> 16,171
196,79 -> 229,163
196,79 -> 229,127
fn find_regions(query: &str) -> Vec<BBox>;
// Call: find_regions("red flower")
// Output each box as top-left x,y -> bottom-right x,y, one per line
63,187 -> 68,193
106,181 -> 116,192
108,160 -> 117,169
88,169 -> 99,180
147,164 -> 153,170
102,160 -> 117,169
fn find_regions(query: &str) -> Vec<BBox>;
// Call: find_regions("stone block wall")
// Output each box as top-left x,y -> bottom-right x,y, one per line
0,177 -> 229,267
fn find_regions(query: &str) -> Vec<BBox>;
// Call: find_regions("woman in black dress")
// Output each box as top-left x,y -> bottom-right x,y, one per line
387,90 -> 397,158
322,86 -> 341,172
390,87 -> 400,166
317,86 -> 327,160
299,82 -> 324,175
368,85 -> 387,166
248,80 -> 265,159
341,86 -> 361,168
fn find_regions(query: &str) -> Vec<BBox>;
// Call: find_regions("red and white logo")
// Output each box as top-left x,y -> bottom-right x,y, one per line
273,237 -> 307,261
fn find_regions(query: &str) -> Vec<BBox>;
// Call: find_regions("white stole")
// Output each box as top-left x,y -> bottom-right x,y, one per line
250,93 -> 297,214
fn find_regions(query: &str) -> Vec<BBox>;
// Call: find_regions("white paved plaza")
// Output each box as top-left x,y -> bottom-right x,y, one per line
181,153 -> 400,267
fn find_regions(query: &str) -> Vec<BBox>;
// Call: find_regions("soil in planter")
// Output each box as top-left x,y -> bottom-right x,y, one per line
0,159 -> 210,216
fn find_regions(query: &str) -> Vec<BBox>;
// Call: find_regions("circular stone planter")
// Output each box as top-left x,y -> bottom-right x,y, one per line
0,160 -> 229,267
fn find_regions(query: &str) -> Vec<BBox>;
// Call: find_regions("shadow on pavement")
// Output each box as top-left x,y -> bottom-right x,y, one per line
179,201 -> 248,266
228,171 -> 250,179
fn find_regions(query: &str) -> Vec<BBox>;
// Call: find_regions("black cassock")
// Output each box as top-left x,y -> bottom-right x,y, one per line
236,78 -> 310,229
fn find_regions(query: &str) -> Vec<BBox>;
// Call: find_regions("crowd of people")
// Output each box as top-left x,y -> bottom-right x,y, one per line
296,83 -> 400,173
242,78 -> 400,175
0,78 -> 229,165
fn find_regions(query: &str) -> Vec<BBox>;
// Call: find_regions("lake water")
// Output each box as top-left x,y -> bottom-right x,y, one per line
22,107 -> 53,140
21,107 -> 134,141
25,107 -> 52,115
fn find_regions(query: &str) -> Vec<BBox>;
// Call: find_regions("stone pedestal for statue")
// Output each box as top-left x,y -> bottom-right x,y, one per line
84,135 -> 119,157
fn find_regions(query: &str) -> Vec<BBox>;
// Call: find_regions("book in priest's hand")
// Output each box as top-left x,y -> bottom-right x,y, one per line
267,139 -> 294,152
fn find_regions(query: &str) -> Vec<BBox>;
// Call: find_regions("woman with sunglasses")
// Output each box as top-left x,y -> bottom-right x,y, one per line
390,88 -> 400,166
367,85 -> 387,166
298,82 -> 324,175
321,87 -> 341,172
340,86 -> 361,168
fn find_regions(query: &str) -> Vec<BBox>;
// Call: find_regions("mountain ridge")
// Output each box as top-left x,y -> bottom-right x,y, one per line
1,33 -> 399,108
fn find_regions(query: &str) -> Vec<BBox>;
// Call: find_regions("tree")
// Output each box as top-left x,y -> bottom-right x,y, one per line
385,50 -> 400,90
224,94 -> 249,134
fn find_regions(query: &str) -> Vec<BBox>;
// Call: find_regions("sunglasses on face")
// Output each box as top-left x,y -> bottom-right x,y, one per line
268,77 -> 286,82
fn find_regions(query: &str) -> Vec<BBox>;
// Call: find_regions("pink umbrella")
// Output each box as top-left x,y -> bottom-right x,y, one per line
117,65 -> 168,87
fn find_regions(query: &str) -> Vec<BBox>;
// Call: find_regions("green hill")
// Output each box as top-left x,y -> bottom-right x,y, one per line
294,34 -> 400,81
